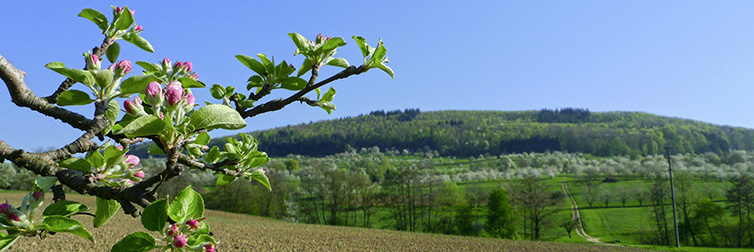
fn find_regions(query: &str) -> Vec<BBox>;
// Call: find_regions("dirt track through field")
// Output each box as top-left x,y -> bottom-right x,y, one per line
562,178 -> 612,244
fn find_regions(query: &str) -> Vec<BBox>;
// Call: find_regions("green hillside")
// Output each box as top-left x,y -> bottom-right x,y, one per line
132,108 -> 754,158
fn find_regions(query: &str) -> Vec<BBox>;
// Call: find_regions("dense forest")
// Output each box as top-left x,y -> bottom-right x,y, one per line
130,108 -> 754,158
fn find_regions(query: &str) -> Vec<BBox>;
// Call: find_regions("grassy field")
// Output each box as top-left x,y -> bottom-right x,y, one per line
2,192 -> 653,252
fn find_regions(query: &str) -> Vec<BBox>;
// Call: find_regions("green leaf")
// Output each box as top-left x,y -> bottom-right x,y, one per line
59,157 -> 92,173
378,64 -> 395,79
210,84 -> 225,99
195,132 -> 211,146
178,77 -> 205,88
78,9 -> 108,33
0,233 -> 18,252
204,146 -> 221,164
106,99 -> 120,126
352,36 -> 370,57
246,76 -> 264,90
115,7 -> 134,31
187,234 -> 217,247
190,104 -> 247,131
123,33 -> 154,53
250,170 -> 271,191
372,40 -> 387,66
326,58 -> 350,68
43,200 -> 89,217
135,61 -> 160,73
322,37 -> 346,52
42,216 -> 94,242
141,199 -> 168,233
115,115 -> 166,137
297,58 -> 313,77
35,177 -> 58,191
216,174 -> 237,187
120,75 -> 159,95
103,145 -> 128,169
94,70 -> 114,89
45,63 -> 96,87
93,197 -> 120,227
86,150 -> 105,169
280,77 -> 307,91
167,186 -> 204,224
288,33 -> 311,55
111,232 -> 155,252
235,55 -> 266,76
321,87 -> 336,102
147,143 -> 166,155
258,54 -> 275,74
318,102 -> 336,114
106,42 -> 121,64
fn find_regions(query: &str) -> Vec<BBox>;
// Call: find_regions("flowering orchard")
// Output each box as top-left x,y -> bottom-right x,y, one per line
0,5 -> 391,252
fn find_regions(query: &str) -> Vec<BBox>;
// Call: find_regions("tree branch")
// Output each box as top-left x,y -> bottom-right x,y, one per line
241,65 -> 367,119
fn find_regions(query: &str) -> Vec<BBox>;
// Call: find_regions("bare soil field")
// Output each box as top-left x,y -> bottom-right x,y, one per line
3,192 -> 651,251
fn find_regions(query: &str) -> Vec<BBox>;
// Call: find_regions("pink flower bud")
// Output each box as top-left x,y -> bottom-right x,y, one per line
186,93 -> 195,106
203,145 -> 210,151
87,54 -> 101,70
186,219 -> 200,229
116,145 -> 124,151
173,235 -> 187,248
145,82 -> 163,106
116,6 -> 123,13
260,169 -> 266,174
32,192 -> 43,201
116,60 -> 132,75
108,64 -> 115,71
165,81 -> 185,107
183,61 -> 193,72
7,212 -> 21,222
125,154 -> 140,167
167,224 -> 180,236
162,58 -> 171,69
130,9 -> 135,16
190,73 -> 199,80
124,97 -> 144,116
134,25 -> 143,32
133,171 -> 145,179
174,61 -> 183,71
0,203 -> 11,215
204,244 -> 216,252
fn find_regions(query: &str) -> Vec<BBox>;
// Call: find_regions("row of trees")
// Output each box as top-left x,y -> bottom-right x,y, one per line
177,110 -> 754,158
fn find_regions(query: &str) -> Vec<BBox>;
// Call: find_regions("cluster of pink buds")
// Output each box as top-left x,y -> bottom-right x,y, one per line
114,6 -> 135,16
164,218 -> 214,250
144,80 -> 196,114
313,33 -> 333,45
0,200 -> 31,229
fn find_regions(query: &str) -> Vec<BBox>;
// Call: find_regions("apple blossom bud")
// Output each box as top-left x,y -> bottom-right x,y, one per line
168,224 -> 180,236
165,81 -> 185,107
183,61 -> 193,72
130,9 -> 135,16
186,219 -> 200,229
86,54 -> 101,70
174,61 -> 183,71
134,25 -> 143,32
190,73 -> 199,80
7,212 -> 21,222
162,58 -> 171,70
116,60 -> 132,76
116,145 -> 124,151
173,235 -> 187,248
0,203 -> 11,215
32,192 -> 43,201
124,97 -> 145,116
124,155 -> 140,167
145,82 -> 163,106
133,171 -> 145,180
116,6 -> 123,14
186,93 -> 195,106
204,244 -> 216,252
108,64 -> 115,71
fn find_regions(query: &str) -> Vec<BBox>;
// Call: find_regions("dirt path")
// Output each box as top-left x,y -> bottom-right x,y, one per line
562,179 -> 609,244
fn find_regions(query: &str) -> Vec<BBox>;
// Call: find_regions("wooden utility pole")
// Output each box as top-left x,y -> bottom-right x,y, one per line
665,146 -> 680,248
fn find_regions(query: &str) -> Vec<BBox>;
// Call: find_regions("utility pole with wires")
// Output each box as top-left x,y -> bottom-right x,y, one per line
665,146 -> 680,248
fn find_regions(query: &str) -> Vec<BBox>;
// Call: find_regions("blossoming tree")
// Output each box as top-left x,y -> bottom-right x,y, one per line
0,6 -> 391,251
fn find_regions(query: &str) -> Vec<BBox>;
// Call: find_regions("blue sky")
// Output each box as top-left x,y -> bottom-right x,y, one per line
2,1 -> 754,151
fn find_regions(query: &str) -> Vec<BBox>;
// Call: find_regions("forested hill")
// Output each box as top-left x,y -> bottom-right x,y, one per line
131,108 -> 754,158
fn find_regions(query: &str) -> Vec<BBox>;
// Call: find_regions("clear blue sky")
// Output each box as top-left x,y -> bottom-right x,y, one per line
2,1 -> 754,151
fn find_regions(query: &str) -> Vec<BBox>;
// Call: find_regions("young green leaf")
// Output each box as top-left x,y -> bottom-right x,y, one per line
42,216 -> 94,242
111,232 -> 155,252
321,87 -> 336,102
167,186 -> 204,224
141,199 -> 168,233
189,104 -> 247,131
0,233 -> 19,252
352,36 -> 370,57
57,89 -> 94,106
216,174 -> 237,187
106,42 -> 121,64
86,149 -> 105,169
318,102 -> 336,114
114,7 -> 134,31
326,57 -> 350,68
210,84 -> 226,99
103,145 -> 128,168
195,132 -> 211,146
135,61 -> 160,73
58,157 -> 92,173
288,33 -> 311,55
120,75 -> 160,95
235,55 -> 266,76
322,37 -> 346,52
250,170 -> 271,191
280,77 -> 307,91
106,99 -> 120,126
35,177 -> 58,191
297,58 -> 313,77
178,76 -> 205,88
115,115 -> 166,137
78,8 -> 108,33
93,197 -> 121,227
122,33 -> 154,53
43,200 -> 89,217
147,143 -> 166,155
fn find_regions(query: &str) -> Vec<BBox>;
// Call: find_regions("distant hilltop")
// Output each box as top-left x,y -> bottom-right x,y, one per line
131,108 -> 754,158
